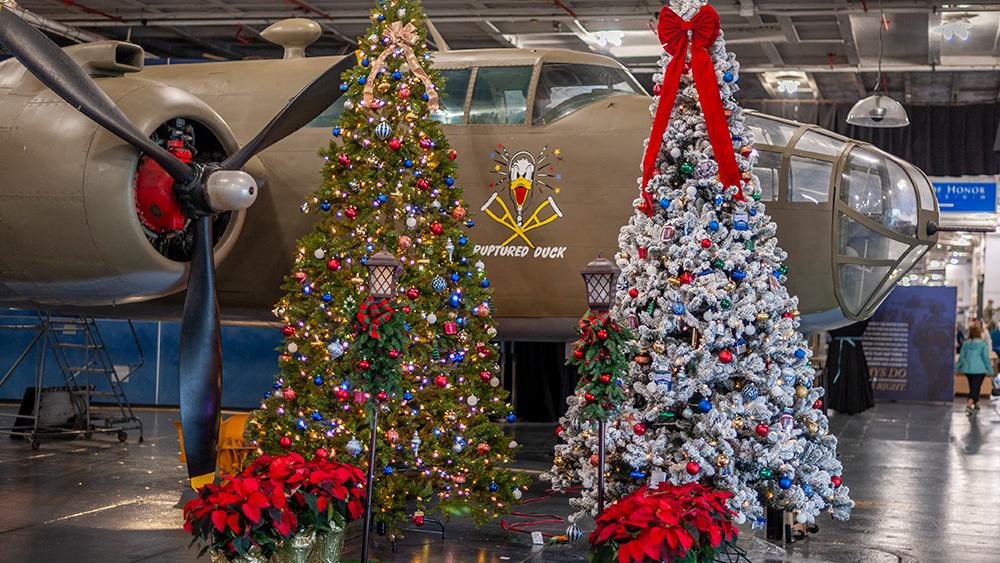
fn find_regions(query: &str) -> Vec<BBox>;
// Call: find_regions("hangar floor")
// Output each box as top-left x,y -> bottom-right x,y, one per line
0,400 -> 997,563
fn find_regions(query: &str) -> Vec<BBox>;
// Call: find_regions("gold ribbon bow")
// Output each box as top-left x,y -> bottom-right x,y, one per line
362,21 -> 440,112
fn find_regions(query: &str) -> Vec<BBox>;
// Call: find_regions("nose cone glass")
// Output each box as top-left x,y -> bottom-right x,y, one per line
846,95 -> 910,128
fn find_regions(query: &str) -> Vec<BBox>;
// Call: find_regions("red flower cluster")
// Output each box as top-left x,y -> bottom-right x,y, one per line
183,453 -> 366,560
590,484 -> 738,563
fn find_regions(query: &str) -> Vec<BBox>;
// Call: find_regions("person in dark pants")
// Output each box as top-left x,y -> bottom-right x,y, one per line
956,323 -> 995,416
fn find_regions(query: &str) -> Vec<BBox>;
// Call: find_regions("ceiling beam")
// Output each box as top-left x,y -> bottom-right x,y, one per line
748,15 -> 784,66
928,10 -> 941,66
777,16 -> 799,43
834,1 -> 860,66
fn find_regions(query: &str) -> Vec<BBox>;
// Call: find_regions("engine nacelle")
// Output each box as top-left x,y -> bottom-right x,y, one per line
0,57 -> 245,307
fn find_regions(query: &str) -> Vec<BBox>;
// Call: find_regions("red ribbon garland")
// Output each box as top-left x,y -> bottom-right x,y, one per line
354,296 -> 394,339
639,5 -> 744,216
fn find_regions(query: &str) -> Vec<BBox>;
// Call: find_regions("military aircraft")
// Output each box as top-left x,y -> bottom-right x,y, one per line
0,13 -> 938,484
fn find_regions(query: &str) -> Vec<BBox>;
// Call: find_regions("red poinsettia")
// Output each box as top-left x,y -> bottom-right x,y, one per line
590,484 -> 738,563
183,453 -> 366,560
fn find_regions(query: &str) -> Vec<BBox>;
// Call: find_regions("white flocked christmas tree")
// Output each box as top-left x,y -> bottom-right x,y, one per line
546,0 -> 853,527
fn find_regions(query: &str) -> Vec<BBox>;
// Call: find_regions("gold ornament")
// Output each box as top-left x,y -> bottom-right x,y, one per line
652,341 -> 666,354
757,312 -> 770,321
732,417 -> 744,430
733,378 -> 745,390
716,454 -> 730,467
635,352 -> 653,366
668,277 -> 681,286
806,421 -> 819,435
377,81 -> 391,94
796,385 -> 808,398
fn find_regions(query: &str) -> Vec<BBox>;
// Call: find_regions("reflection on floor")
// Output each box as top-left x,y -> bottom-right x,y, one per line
0,399 -> 998,562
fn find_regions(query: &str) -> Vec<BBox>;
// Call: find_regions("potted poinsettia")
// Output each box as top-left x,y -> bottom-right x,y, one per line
589,484 -> 738,563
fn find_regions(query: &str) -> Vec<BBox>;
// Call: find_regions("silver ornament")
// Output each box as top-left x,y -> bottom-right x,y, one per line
374,122 -> 392,140
327,341 -> 345,359
346,437 -> 362,456
567,523 -> 582,542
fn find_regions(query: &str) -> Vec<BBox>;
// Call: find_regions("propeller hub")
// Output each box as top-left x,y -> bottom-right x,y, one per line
205,169 -> 258,212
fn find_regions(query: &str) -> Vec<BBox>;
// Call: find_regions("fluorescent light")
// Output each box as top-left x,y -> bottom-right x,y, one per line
938,19 -> 973,41
592,30 -> 624,47
776,79 -> 800,95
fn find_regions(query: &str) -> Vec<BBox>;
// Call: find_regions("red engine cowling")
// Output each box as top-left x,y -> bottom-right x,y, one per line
135,140 -> 191,233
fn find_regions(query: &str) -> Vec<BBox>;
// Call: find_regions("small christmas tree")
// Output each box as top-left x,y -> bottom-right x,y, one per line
548,0 -> 853,526
248,0 -> 523,531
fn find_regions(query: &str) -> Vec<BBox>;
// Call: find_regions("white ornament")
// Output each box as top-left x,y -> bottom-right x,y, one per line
406,217 -> 418,228
475,260 -> 486,270
346,437 -> 362,456
467,395 -> 479,406
327,341 -> 345,359
314,248 -> 326,259
490,377 -> 500,387
426,313 -> 437,324
512,489 -> 523,500
508,440 -> 518,449
287,343 -> 299,353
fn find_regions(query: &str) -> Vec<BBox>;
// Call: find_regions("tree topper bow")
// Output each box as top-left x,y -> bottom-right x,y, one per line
362,21 -> 440,111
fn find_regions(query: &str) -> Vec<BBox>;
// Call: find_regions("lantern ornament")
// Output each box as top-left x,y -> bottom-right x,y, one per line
581,255 -> 621,312
365,250 -> 402,299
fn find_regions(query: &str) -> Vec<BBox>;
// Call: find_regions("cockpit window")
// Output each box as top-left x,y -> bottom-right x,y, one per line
469,66 -> 533,125
430,68 -> 472,125
840,147 -> 918,236
532,63 -> 643,125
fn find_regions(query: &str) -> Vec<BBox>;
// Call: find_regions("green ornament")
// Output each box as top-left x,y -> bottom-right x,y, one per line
720,298 -> 732,309
759,467 -> 774,480
745,240 -> 755,251
752,193 -> 762,201
646,301 -> 656,314
680,162 -> 695,175
431,343 -> 440,360
778,264 -> 789,276
712,258 -> 724,269
660,410 -> 676,419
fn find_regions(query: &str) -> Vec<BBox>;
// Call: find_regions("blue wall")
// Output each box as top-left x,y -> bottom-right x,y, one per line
0,311 -> 282,410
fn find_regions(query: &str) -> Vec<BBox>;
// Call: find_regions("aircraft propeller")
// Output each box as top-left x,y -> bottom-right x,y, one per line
0,7 -> 354,488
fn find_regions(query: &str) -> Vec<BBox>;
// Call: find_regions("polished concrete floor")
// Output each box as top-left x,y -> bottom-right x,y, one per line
0,399 -> 997,563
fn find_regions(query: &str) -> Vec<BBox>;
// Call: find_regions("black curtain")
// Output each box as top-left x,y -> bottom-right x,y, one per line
503,342 -> 577,422
745,100 -> 1000,177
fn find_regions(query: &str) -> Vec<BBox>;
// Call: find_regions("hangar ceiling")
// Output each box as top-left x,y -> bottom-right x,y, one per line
7,0 -> 1000,104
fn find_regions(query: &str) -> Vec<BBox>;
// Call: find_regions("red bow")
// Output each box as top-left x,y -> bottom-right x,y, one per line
639,5 -> 744,215
354,296 -> 394,339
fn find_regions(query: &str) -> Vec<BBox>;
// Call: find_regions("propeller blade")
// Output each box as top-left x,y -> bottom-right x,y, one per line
178,216 -> 222,489
0,9 -> 193,184
221,55 -> 355,171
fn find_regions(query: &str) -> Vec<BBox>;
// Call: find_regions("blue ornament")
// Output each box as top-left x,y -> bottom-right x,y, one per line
794,348 -> 807,359
456,317 -> 466,326
450,273 -> 460,282
332,127 -> 341,137
723,71 -> 735,83
378,194 -> 388,203
392,70 -> 402,80
449,293 -> 461,308
361,58 -> 370,67
421,92 -> 430,101
403,391 -> 413,401
383,466 -> 394,475
488,482 -> 498,492
743,385 -> 759,401
322,293 -> 333,302
630,469 -> 647,479
708,220 -> 720,232
803,484 -> 814,497
357,76 -> 367,85
672,303 -> 686,315
403,159 -> 413,168
466,220 -> 475,227
779,476 -> 793,490
458,236 -> 468,246
273,383 -> 282,389
313,376 -> 324,386
320,201 -> 332,212
698,399 -> 712,413
374,122 -> 392,139
714,195 -> 725,206
445,176 -> 455,186
327,341 -> 345,359
481,279 -> 490,288
376,14 -> 385,21
659,197 -> 671,209
311,411 -> 323,421
432,276 -> 447,292
303,286 -> 312,295
506,413 -> 516,423
296,418 -> 307,430
732,270 -> 746,281
338,84 -> 348,92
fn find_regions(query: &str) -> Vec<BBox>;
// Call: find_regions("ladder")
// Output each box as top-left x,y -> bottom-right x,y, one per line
0,312 -> 144,448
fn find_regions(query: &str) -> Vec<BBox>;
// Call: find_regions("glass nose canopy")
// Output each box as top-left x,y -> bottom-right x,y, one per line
836,146 -> 935,317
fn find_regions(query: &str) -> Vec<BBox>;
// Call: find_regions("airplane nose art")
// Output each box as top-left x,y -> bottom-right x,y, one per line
511,177 -> 531,206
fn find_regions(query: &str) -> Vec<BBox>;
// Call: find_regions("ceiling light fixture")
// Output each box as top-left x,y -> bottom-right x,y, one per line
592,30 -> 624,47
938,19 -> 973,41
846,0 -> 909,128
776,79 -> 800,95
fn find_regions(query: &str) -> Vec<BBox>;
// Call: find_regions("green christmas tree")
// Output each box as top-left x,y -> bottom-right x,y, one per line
248,0 -> 524,531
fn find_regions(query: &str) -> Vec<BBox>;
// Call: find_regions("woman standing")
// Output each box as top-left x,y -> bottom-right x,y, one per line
956,323 -> 995,416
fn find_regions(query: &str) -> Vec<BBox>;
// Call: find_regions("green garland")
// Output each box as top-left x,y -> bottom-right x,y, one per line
349,296 -> 407,399
568,310 -> 635,421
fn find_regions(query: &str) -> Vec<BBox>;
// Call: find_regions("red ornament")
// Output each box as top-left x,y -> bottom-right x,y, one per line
388,349 -> 400,359
388,138 -> 402,151
337,154 -> 350,166
638,247 -> 648,260
719,349 -> 733,364
444,321 -> 458,335
398,85 -> 410,99
334,388 -> 349,401
637,199 -> 652,215
480,370 -> 492,382
430,222 -> 444,236
358,359 -> 371,371
282,388 -> 297,401
401,305 -> 411,313
633,423 -> 647,436
599,373 -> 611,384
573,348 -> 585,359
315,447 -> 328,459
416,178 -> 430,191
783,312 -> 795,319
413,512 -> 425,526
419,137 -> 433,150
345,207 -> 358,220
476,343 -> 491,357
294,271 -> 308,283
452,207 -> 466,220
375,391 -> 388,402
596,329 -> 609,340
739,145 -> 753,158
686,461 -> 701,475
282,325 -> 296,337
590,454 -> 600,467
756,423 -> 770,438
584,392 -> 597,403
628,288 -> 639,298
406,287 -> 420,300
813,399 -> 823,410
326,258 -> 341,271
701,238 -> 712,249
831,475 -> 843,488
555,425 -> 564,436
434,375 -> 448,388
653,83 -> 662,95
476,443 -> 491,455
679,271 -> 694,285
447,149 -> 458,161
279,435 -> 292,449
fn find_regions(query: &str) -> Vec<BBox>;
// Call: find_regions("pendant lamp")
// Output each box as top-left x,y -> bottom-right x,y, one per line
846,0 -> 909,128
